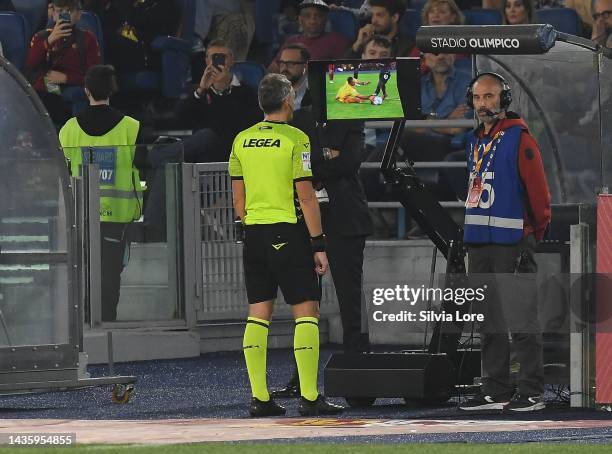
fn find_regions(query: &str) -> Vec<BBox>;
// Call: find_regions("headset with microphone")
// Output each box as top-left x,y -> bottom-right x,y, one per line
466,72 -> 512,118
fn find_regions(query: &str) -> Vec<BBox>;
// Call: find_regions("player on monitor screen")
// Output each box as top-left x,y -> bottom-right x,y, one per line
335,77 -> 374,103
373,62 -> 391,99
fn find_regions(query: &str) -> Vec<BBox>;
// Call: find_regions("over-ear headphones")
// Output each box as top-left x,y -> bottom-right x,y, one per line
466,72 -> 512,110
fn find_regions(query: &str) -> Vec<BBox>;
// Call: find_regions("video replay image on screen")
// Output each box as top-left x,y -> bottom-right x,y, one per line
326,60 -> 401,120
308,57 -> 421,123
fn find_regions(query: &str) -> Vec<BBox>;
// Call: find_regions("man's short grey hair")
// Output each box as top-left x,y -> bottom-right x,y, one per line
258,73 -> 293,114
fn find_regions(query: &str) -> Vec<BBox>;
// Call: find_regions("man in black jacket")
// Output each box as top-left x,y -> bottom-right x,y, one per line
295,109 -> 373,352
144,38 -> 261,235
272,107 -> 374,397
173,38 -> 262,163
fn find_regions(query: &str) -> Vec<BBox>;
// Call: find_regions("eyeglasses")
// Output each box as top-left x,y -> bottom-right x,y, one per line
278,60 -> 306,67
593,10 -> 612,20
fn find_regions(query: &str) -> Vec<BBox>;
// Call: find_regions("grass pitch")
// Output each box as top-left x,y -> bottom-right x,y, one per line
326,71 -> 403,121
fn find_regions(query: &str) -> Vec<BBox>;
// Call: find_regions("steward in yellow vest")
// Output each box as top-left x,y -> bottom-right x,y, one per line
59,65 -> 144,322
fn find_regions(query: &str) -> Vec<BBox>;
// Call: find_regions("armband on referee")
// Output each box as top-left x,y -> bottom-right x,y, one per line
310,234 -> 326,252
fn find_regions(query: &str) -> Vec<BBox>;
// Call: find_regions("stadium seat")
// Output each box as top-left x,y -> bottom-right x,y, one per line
13,0 -> 47,39
454,57 -> 473,77
536,8 -> 583,36
399,9 -> 422,41
232,61 -> 266,90
410,0 -> 427,11
0,12 -> 29,70
78,10 -> 105,61
463,8 -> 503,25
329,10 -> 358,42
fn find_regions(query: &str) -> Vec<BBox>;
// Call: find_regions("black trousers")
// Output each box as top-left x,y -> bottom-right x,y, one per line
374,79 -> 387,97
100,222 -> 129,322
468,238 -> 544,396
327,234 -> 369,352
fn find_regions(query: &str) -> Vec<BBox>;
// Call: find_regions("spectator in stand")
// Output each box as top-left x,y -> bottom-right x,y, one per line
82,0 -> 180,74
172,38 -> 262,162
422,0 -> 464,26
278,43 -> 311,110
26,0 -> 101,127
502,0 -> 536,24
592,0 -> 612,47
269,0 -> 350,73
400,52 -> 472,200
409,0 -> 465,62
194,0 -> 255,62
143,39 -> 262,234
565,0 -> 594,34
345,0 -> 414,57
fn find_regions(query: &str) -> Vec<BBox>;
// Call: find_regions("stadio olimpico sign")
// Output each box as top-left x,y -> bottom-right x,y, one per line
416,24 -> 557,54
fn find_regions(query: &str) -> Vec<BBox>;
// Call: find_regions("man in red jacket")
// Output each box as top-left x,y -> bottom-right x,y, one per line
459,73 -> 551,413
26,0 -> 101,126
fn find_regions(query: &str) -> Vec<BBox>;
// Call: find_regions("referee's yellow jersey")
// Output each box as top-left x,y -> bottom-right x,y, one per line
229,120 -> 312,225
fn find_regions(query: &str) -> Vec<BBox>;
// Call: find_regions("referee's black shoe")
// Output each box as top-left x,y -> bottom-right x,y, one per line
249,397 -> 286,417
270,374 -> 300,398
298,394 -> 344,416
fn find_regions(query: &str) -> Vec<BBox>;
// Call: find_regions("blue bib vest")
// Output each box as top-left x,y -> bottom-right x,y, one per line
463,125 -> 525,244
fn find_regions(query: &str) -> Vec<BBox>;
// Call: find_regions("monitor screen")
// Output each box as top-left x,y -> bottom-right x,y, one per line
326,60 -> 402,120
308,58 -> 421,122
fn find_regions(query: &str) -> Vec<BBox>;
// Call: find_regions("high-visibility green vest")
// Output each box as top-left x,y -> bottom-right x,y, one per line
59,115 -> 143,223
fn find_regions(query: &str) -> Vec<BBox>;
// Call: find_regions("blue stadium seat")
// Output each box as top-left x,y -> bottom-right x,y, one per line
329,10 -> 358,42
0,12 -> 29,70
13,0 -> 47,39
536,8 -> 583,36
78,10 -> 105,61
232,61 -> 266,90
410,0 -> 427,11
399,9 -> 422,41
463,8 -> 503,25
454,57 -> 473,77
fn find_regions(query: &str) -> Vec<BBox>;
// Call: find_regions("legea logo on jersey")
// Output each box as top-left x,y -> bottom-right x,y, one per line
242,138 -> 281,148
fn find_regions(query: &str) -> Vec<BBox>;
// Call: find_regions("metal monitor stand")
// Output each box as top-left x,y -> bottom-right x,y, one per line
323,120 -> 478,407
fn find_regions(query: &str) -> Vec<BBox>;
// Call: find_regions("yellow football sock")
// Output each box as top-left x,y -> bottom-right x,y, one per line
243,317 -> 270,401
294,317 -> 319,401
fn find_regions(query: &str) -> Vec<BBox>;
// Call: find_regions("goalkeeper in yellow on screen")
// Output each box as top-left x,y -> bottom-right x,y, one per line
229,73 -> 344,418
335,76 -> 375,103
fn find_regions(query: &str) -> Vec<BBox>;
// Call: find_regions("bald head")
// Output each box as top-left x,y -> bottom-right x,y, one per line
471,75 -> 505,124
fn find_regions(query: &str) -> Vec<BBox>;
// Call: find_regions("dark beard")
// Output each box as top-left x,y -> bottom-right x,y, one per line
282,72 -> 301,84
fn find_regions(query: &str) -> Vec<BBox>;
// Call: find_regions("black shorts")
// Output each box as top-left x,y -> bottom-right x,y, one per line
243,223 -> 321,305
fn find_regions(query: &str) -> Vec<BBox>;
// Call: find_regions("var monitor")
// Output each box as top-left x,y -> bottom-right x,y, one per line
308,57 -> 421,122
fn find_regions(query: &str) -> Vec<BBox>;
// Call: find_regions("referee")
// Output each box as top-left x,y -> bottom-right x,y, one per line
229,73 -> 344,418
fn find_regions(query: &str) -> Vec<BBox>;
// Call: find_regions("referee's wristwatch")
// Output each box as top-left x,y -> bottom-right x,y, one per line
310,234 -> 326,252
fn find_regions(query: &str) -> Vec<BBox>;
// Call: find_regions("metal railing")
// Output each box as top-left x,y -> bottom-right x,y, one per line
193,163 -> 339,321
